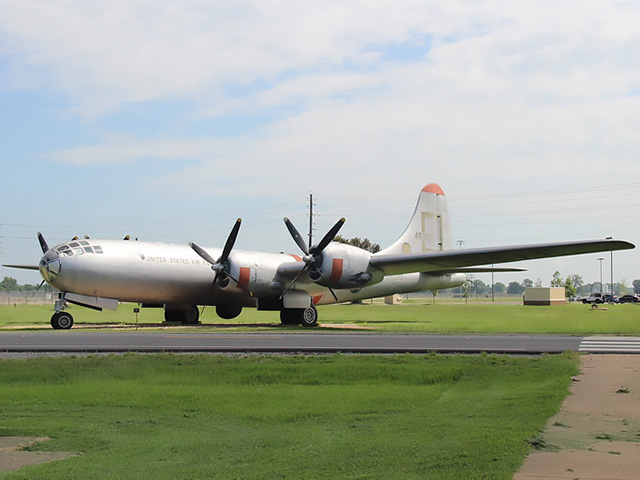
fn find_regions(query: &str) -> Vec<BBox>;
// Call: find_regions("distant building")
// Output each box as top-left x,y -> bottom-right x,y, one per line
523,287 -> 566,306
384,294 -> 403,305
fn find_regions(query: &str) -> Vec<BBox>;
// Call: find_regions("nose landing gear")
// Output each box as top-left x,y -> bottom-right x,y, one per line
51,311 -> 74,330
50,294 -> 74,330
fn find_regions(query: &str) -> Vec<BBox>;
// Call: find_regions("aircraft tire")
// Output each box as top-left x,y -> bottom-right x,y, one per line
279,306 -> 319,327
164,307 -> 200,324
300,305 -> 318,327
279,309 -> 299,325
181,306 -> 200,324
51,312 -> 74,330
164,309 -> 180,323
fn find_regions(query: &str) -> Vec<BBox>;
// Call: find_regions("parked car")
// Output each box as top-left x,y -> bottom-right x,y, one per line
618,294 -> 640,303
602,294 -> 619,303
582,293 -> 604,304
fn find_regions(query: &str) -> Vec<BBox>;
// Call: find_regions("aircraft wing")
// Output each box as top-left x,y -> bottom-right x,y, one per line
426,266 -> 527,274
369,239 -> 635,276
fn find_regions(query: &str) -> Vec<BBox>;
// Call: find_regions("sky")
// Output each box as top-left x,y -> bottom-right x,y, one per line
1,0 -> 639,290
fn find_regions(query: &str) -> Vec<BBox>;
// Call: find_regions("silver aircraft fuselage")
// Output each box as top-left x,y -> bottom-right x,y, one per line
39,237 -> 465,309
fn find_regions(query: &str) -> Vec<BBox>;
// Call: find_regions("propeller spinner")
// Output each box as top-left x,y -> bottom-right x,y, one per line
282,217 -> 345,300
189,218 -> 242,286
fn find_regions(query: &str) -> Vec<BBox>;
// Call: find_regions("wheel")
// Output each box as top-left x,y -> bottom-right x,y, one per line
300,305 -> 318,327
181,306 -> 200,324
280,309 -> 299,325
164,307 -> 201,324
280,306 -> 319,327
164,309 -> 181,323
51,312 -> 74,330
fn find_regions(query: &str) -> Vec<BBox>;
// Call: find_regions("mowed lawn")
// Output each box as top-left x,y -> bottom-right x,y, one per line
1,301 -> 639,335
0,354 -> 577,479
319,301 -> 640,335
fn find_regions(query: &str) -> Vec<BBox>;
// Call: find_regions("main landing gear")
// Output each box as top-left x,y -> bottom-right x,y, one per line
280,305 -> 318,327
164,306 -> 200,324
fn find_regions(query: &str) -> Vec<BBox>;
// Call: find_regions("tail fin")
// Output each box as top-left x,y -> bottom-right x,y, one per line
379,183 -> 453,255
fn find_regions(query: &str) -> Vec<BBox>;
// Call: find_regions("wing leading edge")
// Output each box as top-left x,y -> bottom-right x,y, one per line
369,239 -> 635,276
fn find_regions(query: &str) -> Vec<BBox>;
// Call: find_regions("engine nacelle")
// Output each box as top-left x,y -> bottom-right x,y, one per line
311,243 -> 382,289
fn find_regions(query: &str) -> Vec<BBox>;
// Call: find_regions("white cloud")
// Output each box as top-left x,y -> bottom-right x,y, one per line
4,0 -> 640,202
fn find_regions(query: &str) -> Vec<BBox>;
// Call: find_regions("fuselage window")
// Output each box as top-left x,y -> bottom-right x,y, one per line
69,242 -> 80,248
94,246 -> 104,254
79,241 -> 90,246
83,246 -> 94,254
72,247 -> 84,256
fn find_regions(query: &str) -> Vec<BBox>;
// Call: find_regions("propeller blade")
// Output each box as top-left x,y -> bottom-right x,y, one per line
190,219 -> 243,291
283,217 -> 309,255
189,241 -> 218,266
327,285 -> 339,302
312,218 -> 345,255
37,232 -> 49,254
28,280 -> 47,302
219,218 -> 242,264
309,265 -> 340,302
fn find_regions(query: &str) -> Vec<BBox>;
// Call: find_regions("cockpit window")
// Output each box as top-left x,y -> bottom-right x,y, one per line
55,245 -> 72,256
54,242 -> 103,256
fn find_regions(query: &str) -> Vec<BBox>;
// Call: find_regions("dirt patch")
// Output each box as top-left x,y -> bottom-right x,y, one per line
0,437 -> 75,473
515,354 -> 640,480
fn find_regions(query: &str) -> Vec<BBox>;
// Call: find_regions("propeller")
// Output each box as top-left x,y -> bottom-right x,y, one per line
282,217 -> 345,301
28,280 -> 47,302
37,232 -> 49,254
189,218 -> 242,287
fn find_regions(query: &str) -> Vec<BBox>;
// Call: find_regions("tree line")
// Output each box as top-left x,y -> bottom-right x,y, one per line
0,277 -> 51,292
455,272 -> 640,298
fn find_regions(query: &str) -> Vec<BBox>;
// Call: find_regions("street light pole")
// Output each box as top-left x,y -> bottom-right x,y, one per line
607,237 -> 614,297
597,257 -> 604,294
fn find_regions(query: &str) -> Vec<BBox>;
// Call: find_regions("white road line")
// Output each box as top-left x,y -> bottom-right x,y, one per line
579,336 -> 640,353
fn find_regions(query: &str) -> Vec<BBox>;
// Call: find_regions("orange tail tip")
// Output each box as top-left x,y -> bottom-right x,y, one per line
422,183 -> 445,196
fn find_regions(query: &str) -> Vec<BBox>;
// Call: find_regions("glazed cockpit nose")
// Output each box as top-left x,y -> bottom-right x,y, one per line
39,249 -> 61,283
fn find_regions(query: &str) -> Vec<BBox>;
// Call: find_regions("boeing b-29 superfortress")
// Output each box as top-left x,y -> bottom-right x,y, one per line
5,183 -> 634,329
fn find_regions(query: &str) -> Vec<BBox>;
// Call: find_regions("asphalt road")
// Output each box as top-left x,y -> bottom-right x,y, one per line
1,332 -> 639,354
0,331 -> 610,354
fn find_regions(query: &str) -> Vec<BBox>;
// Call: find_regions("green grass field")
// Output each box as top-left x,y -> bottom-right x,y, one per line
319,302 -> 640,335
0,353 -> 578,479
0,301 -> 629,478
1,301 -> 639,335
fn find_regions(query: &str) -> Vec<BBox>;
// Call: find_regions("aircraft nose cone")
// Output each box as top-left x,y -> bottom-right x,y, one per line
39,250 -> 61,283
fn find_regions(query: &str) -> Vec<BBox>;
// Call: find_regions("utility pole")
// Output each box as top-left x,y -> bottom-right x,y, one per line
491,265 -> 495,303
308,193 -> 314,248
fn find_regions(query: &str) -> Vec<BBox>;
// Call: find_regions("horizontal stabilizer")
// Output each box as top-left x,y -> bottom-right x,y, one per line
370,239 -> 635,276
2,264 -> 40,271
